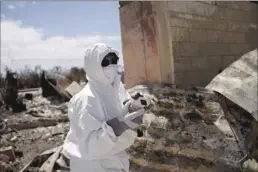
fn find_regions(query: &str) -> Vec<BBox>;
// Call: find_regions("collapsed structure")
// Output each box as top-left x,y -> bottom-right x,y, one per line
0,49 -> 257,172
128,48 -> 258,170
0,70 -> 84,114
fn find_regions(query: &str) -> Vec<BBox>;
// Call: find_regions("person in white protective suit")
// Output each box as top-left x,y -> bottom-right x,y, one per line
63,43 -> 145,172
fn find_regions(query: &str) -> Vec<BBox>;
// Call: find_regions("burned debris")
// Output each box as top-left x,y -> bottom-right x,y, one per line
0,88 -> 71,171
0,70 -> 84,113
40,70 -> 83,102
1,72 -> 26,113
0,50 -> 257,172
0,70 -> 85,171
15,81 -> 257,172
41,71 -> 58,98
127,84 -> 255,172
40,71 -> 71,101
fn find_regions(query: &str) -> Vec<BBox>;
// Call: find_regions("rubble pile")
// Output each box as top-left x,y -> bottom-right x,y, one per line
127,49 -> 258,172
9,84 -> 256,172
0,49 -> 257,172
0,88 -> 70,171
0,84 -> 257,172
127,85 -> 256,172
0,69 -> 86,171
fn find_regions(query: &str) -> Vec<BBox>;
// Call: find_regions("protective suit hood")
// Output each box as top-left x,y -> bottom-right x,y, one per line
84,43 -> 119,86
84,43 -> 123,119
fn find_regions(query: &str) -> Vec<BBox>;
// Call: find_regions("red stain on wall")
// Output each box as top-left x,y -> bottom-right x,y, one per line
120,2 -> 160,88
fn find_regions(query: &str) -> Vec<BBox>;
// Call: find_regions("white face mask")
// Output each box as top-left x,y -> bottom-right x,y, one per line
103,65 -> 118,84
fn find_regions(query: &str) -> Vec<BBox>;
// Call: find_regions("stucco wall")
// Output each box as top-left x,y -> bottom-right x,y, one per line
119,1 -> 258,88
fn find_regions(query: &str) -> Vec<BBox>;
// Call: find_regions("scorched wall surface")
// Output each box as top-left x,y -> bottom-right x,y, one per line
119,1 -> 257,88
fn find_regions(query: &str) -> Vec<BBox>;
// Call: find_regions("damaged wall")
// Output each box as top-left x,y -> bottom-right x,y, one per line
120,2 -> 158,88
119,2 -> 174,89
119,1 -> 258,88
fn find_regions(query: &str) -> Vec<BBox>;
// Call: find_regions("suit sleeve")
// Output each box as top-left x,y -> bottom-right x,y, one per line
119,83 -> 131,104
72,101 -> 116,159
73,98 -> 135,159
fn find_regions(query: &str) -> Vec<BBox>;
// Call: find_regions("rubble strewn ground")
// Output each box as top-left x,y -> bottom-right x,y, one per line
127,85 -> 254,172
0,85 -> 256,172
0,89 -> 70,171
0,49 -> 257,172
0,124 -> 69,171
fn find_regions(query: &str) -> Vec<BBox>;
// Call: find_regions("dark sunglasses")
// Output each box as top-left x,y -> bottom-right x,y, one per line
101,53 -> 119,67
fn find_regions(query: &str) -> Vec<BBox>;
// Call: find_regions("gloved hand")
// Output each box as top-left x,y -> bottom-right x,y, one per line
120,108 -> 145,129
121,101 -> 131,116
107,108 -> 145,136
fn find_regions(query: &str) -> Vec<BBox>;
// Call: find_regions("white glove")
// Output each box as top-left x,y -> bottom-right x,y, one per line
119,108 -> 145,129
107,103 -> 145,136
121,101 -> 131,116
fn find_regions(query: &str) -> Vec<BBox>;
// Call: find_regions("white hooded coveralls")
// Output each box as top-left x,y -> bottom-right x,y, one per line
63,43 -> 137,172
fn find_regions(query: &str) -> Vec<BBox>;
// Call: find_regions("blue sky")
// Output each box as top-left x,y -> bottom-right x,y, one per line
0,1 -> 123,73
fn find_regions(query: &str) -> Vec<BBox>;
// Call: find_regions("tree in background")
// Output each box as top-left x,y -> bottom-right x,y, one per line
18,65 -> 42,89
66,67 -> 87,83
51,66 -> 62,74
1,65 -> 88,89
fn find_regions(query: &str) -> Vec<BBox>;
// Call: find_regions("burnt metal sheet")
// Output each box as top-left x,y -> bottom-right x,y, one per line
206,49 -> 258,121
40,71 -> 71,101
